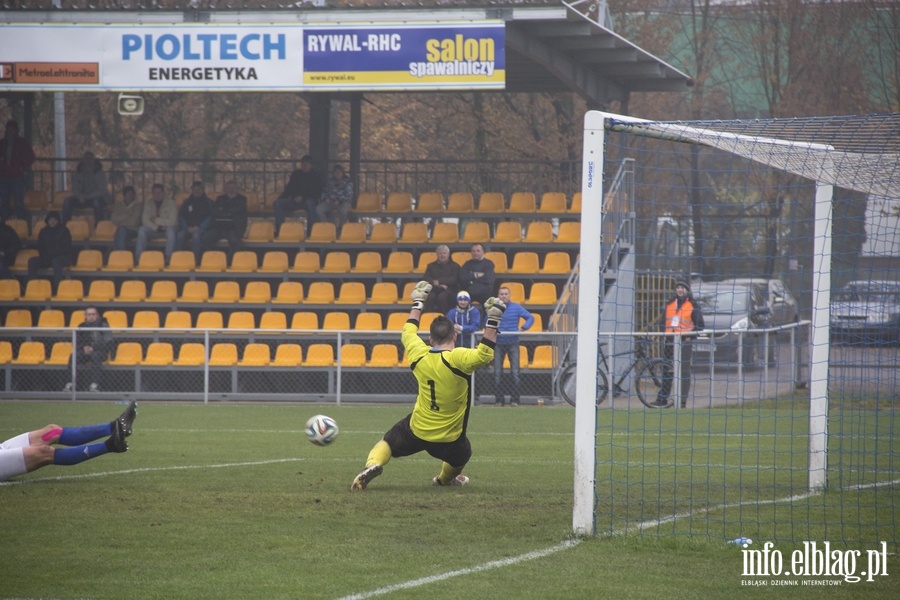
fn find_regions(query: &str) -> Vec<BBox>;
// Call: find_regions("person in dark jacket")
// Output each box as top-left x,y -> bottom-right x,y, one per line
273,155 -> 323,237
0,217 -> 23,279
176,181 -> 212,260
458,243 -> 496,305
62,150 -> 109,224
422,244 -> 461,313
27,211 -> 72,289
652,280 -> 705,409
0,120 -> 36,223
63,306 -> 115,393
201,180 -> 248,256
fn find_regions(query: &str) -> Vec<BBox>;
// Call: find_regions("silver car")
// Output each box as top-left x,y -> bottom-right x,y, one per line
830,280 -> 900,343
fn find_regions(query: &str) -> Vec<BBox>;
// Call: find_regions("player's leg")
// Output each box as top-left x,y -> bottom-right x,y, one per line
351,415 -> 420,491
431,437 -> 472,487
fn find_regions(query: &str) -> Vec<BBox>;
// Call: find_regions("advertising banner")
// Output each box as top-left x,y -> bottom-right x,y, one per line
0,22 -> 505,92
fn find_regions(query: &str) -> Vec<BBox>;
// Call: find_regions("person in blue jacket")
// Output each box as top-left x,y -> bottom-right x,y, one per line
490,285 -> 534,406
446,290 -> 482,348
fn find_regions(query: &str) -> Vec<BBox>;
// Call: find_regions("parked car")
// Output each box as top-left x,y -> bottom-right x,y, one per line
690,278 -> 799,367
830,280 -> 900,343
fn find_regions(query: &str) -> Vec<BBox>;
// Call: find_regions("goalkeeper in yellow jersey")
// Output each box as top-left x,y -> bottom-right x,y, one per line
351,281 -> 505,490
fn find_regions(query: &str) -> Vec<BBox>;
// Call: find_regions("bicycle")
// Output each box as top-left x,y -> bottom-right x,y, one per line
558,336 -> 668,408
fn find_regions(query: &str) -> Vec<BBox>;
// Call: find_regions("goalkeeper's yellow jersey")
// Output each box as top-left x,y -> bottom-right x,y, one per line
401,320 -> 495,443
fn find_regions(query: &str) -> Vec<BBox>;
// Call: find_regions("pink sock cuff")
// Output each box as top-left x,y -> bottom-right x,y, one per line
42,428 -> 63,442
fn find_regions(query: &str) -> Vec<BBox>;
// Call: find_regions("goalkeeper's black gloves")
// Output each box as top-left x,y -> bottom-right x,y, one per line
483,297 -> 507,329
410,280 -> 433,311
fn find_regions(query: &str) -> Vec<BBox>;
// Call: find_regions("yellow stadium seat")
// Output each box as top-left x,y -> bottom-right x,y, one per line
368,222 -> 398,244
501,345 -> 530,369
569,192 -> 582,213
290,311 -> 319,331
304,344 -> 335,367
240,281 -> 272,304
147,280 -> 178,303
308,222 -> 337,243
115,280 -> 147,303
66,219 -> 91,241
103,310 -> 128,329
83,280 -> 116,303
164,310 -> 193,331
257,251 -> 289,273
0,279 -> 21,301
228,310 -> 256,331
418,312 -> 441,331
528,282 -> 559,306
415,252 -> 434,273
509,251 -> 540,274
354,312 -> 383,331
398,222 -> 428,243
133,250 -> 166,272
37,309 -> 66,328
539,192 -> 567,213
339,343 -> 367,367
45,341 -> 73,366
492,221 -> 522,243
175,191 -> 190,207
244,221 -> 275,242
208,343 -> 238,366
431,222 -> 459,244
68,311 -> 85,328
351,251 -> 382,274
5,218 -> 28,240
451,251 -> 470,266
398,282 -> 416,303
354,192 -> 382,213
498,282 -> 526,303
22,279 -> 53,301
367,344 -> 400,368
92,220 -> 117,242
304,281 -> 335,304
132,310 -> 160,329
336,222 -> 367,243
71,250 -> 103,271
382,251 -> 415,274
524,221 -> 554,243
385,192 -> 413,212
166,250 -> 196,272
25,190 -> 50,211
271,281 -> 304,304
367,282 -> 399,305
484,251 -> 508,274
177,280 -> 209,304
28,220 -> 45,241
244,192 -> 262,213
334,282 -> 367,305
11,249 -> 38,274
322,311 -> 351,330
460,221 -> 491,244
290,251 -> 320,273
143,342 -> 174,366
173,343 -> 206,366
109,342 -> 143,366
12,341 -> 45,365
508,192 -> 536,213
195,310 -> 224,330
529,313 -> 544,332
276,221 -> 306,243
210,281 -> 241,304
5,309 -> 33,328
272,344 -> 303,367
416,193 -> 444,212
196,251 -> 228,273
238,343 -> 271,367
541,251 -> 572,274
227,251 -> 258,273
385,312 -> 408,331
477,192 -> 505,212
320,251 -> 352,273
0,341 -> 12,364
555,221 -> 581,243
447,192 -> 474,212
258,311 -> 287,333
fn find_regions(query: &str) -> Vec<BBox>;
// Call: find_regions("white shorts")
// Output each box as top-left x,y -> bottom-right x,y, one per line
0,433 -> 31,481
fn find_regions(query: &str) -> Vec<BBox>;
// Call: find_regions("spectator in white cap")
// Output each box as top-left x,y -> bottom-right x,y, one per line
446,290 -> 482,348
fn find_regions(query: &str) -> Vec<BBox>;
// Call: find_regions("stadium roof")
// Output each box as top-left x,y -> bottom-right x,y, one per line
2,1 -> 693,105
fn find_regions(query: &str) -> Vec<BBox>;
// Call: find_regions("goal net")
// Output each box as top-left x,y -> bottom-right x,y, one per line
573,111 -> 900,548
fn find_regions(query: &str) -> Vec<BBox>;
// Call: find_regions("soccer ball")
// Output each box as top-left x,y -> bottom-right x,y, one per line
305,414 -> 339,446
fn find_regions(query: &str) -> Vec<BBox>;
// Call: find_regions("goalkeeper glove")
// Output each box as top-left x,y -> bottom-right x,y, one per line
483,297 -> 507,329
410,280 -> 433,311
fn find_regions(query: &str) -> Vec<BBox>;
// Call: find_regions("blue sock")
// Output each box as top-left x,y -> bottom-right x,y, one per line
58,423 -> 112,446
53,441 -> 109,466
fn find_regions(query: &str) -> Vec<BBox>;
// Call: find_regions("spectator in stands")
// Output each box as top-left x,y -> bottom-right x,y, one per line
0,119 -> 36,224
274,155 -> 323,237
316,164 -> 354,233
27,211 -> 72,289
446,290 -> 482,348
422,244 -> 460,313
111,185 -> 143,251
62,150 -> 109,224
652,280 -> 705,409
490,285 -> 534,407
0,401 -> 136,482
459,243 -> 496,305
201,180 -> 248,256
136,183 -> 178,260
176,181 -> 212,260
0,217 -> 23,279
63,306 -> 114,393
